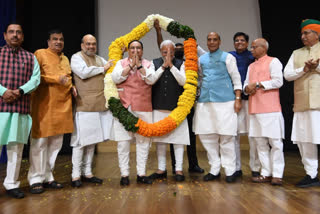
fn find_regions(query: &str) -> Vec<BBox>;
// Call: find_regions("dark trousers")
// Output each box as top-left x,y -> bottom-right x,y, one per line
170,107 -> 199,170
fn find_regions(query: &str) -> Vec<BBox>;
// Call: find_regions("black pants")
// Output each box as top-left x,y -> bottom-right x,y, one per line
170,107 -> 199,170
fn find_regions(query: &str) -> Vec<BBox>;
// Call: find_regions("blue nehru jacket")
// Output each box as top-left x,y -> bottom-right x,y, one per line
198,49 -> 235,103
229,49 -> 254,100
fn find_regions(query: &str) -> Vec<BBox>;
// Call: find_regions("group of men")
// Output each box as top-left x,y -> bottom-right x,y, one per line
0,18 -> 320,199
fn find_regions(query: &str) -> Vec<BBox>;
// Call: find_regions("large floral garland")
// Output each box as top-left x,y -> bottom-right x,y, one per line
104,14 -> 198,137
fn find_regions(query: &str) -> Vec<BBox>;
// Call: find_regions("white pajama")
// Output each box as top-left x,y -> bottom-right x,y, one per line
117,139 -> 151,176
113,108 -> 152,177
290,111 -> 320,178
152,110 -> 188,173
3,143 -> 24,190
234,135 -> 242,171
156,143 -> 184,171
28,134 -> 63,185
71,144 -> 95,179
236,100 -> 260,172
247,112 -> 285,178
250,137 -> 284,178
296,142 -> 318,179
199,134 -> 236,176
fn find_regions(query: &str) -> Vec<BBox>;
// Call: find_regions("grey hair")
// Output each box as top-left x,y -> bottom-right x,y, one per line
160,40 -> 176,49
312,30 -> 320,40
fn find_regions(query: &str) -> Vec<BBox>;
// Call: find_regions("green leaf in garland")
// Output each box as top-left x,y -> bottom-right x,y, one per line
108,97 -> 139,132
167,21 -> 195,40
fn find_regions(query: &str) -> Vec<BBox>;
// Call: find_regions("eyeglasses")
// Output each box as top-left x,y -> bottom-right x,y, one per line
250,45 -> 261,49
235,39 -> 246,43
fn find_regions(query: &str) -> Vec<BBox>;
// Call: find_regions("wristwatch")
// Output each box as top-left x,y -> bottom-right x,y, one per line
137,65 -> 143,70
19,88 -> 24,96
256,82 -> 260,88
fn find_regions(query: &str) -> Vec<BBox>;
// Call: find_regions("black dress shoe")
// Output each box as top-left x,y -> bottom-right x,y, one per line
175,174 -> 185,182
120,176 -> 130,186
82,176 -> 103,184
296,175 -> 320,188
234,170 -> 243,177
71,179 -> 82,188
6,188 -> 25,199
252,171 -> 260,177
137,175 -> 153,184
188,165 -> 205,173
203,173 -> 220,181
149,171 -> 167,180
226,173 -> 237,183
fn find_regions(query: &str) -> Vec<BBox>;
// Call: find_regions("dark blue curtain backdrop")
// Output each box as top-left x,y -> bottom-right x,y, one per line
0,0 -> 16,46
0,0 -> 16,163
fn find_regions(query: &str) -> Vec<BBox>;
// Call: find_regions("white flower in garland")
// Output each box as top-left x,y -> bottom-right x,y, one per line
104,73 -> 119,108
143,14 -> 174,30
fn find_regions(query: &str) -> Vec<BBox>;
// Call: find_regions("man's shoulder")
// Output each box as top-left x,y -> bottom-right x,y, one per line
293,46 -> 308,54
199,52 -> 209,59
71,51 -> 82,59
229,50 -> 236,56
34,48 -> 47,55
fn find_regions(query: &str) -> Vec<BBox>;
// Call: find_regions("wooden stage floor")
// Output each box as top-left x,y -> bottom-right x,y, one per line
0,149 -> 319,214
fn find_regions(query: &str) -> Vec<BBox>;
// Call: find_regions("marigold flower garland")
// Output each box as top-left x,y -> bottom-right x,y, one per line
105,14 -> 198,137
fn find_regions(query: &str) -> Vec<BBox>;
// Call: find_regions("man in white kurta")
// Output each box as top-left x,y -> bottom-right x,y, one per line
147,40 -> 189,182
194,32 -> 242,183
284,19 -> 320,188
111,40 -> 155,186
244,38 -> 285,185
70,34 -> 114,188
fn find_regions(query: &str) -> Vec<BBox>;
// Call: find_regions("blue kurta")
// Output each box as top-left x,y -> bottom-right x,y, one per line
0,56 -> 40,145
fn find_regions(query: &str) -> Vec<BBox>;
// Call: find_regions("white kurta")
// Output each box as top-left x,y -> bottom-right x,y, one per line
193,54 -> 242,136
237,100 -> 249,134
112,109 -> 152,142
71,111 -> 113,147
152,110 -> 190,145
243,58 -> 285,139
70,53 -> 113,147
284,52 -> 320,144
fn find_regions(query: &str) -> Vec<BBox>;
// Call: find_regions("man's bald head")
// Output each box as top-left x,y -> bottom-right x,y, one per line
207,32 -> 221,40
207,32 -> 221,53
81,34 -> 97,56
254,38 -> 269,50
251,38 -> 269,59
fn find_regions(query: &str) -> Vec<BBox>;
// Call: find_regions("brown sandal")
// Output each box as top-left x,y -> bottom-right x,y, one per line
252,175 -> 272,183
